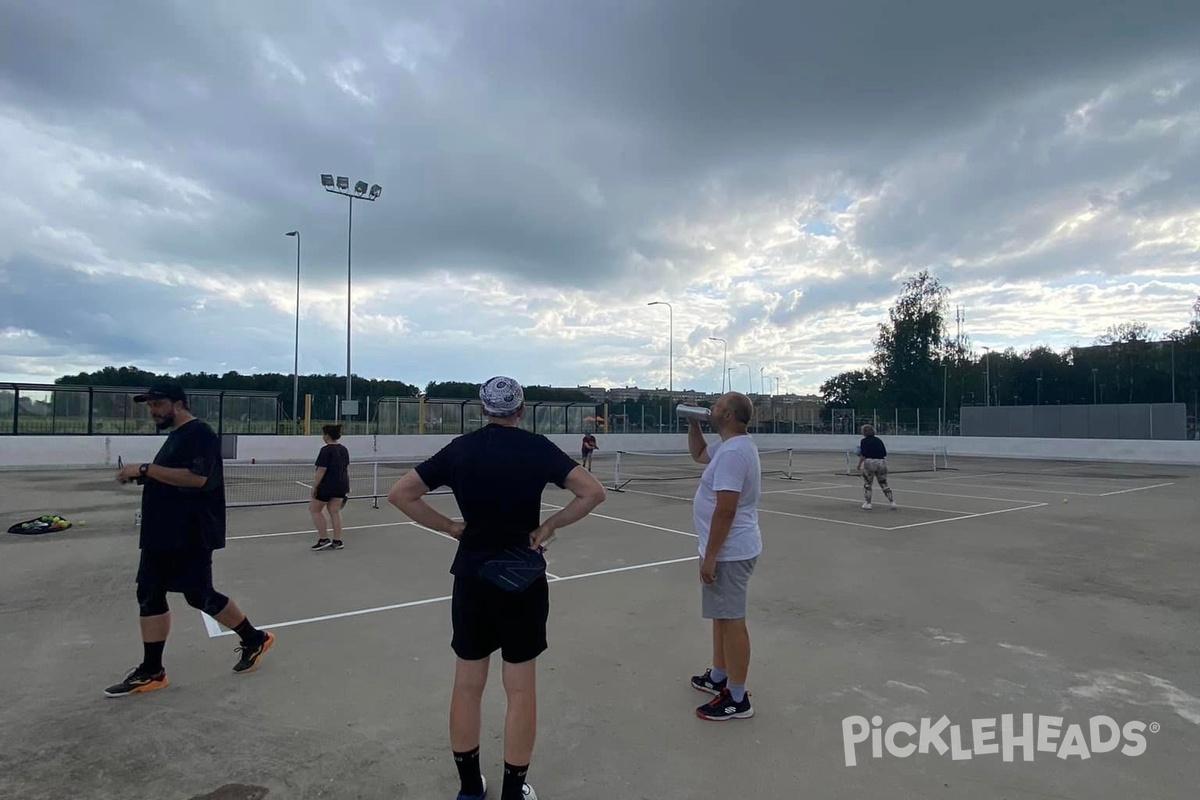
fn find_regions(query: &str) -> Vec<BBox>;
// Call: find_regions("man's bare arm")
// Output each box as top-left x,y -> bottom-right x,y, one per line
687,420 -> 710,464
388,471 -> 459,534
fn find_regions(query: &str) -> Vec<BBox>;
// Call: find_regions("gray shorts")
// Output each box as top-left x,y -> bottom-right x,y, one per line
701,556 -> 758,619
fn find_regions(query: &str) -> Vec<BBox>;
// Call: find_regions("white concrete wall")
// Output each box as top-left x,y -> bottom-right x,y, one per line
2,431 -> 1197,470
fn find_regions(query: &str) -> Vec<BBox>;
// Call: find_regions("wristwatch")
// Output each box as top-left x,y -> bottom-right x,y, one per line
139,463 -> 149,478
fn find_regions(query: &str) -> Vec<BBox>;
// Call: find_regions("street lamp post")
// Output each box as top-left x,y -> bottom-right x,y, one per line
648,301 -> 672,430
285,231 -> 300,433
708,337 -> 727,392
759,366 -> 765,397
321,174 -> 382,424
982,346 -> 991,407
744,364 -> 752,393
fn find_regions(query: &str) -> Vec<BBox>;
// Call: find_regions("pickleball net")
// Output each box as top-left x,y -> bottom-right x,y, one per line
603,448 -> 799,492
839,446 -> 952,475
223,459 -> 453,508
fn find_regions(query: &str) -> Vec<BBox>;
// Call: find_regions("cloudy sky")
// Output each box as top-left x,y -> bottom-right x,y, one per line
2,1 -> 1200,398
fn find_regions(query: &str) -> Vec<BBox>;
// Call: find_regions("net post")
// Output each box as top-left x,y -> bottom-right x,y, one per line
372,461 -> 380,509
612,451 -> 623,492
787,448 -> 793,480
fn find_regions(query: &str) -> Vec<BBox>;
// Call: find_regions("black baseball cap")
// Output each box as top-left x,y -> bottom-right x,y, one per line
133,382 -> 187,403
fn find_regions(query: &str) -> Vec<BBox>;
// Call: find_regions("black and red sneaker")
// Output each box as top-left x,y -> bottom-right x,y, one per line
696,687 -> 754,721
104,665 -> 168,698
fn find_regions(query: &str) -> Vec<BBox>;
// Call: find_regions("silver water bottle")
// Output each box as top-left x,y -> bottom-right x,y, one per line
676,404 -> 711,422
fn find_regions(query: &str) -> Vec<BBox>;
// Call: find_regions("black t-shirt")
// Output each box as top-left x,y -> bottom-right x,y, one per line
582,434 -> 597,452
859,435 -> 887,460
315,443 -> 351,495
413,423 -> 579,576
140,418 -> 226,552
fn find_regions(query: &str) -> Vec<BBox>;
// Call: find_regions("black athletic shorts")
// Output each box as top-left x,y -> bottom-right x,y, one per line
450,574 -> 549,663
136,549 -> 215,594
313,488 -> 348,503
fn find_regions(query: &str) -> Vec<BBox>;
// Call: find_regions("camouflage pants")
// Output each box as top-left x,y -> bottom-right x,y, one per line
861,458 -> 894,503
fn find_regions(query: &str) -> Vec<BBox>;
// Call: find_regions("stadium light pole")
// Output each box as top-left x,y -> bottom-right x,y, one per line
708,337 -> 727,393
285,231 -> 300,433
321,174 -> 382,424
744,363 -> 752,393
760,366 -> 765,397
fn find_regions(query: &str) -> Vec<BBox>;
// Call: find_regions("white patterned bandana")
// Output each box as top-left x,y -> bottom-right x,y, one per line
479,375 -> 525,416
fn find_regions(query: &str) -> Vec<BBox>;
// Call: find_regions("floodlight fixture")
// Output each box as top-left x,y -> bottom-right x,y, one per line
369,184 -> 382,199
354,181 -> 368,195
336,176 -> 349,190
321,174 -> 334,187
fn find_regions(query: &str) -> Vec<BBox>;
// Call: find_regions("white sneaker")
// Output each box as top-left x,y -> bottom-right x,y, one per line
523,783 -> 537,799
890,501 -> 898,510
862,502 -> 872,510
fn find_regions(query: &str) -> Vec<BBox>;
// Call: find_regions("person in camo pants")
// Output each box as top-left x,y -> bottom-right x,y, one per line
856,424 -> 897,511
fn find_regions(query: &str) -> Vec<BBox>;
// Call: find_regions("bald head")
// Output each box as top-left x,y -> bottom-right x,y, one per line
713,391 -> 753,429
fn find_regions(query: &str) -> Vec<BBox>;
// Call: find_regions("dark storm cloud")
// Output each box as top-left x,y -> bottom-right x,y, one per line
4,0 -> 1199,293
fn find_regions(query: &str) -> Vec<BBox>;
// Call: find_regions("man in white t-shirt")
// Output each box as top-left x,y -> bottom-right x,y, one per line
685,391 -> 761,721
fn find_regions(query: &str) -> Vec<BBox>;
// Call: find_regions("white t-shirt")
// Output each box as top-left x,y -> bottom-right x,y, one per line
692,434 -> 763,561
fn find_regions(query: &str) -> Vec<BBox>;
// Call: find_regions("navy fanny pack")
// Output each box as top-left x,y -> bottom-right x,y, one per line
478,545 -> 548,592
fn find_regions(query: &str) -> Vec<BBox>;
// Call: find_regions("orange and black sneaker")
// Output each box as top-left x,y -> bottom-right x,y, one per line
233,630 -> 275,673
104,666 -> 168,698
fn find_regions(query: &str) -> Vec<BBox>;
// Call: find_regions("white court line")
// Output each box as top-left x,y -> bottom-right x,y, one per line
547,555 -> 697,583
202,613 -> 222,637
1096,482 -> 1175,496
865,487 -> 1042,505
757,506 -> 893,531
911,471 -> 1010,484
775,491 -> 974,516
914,481 -> 1111,497
884,503 -> 1047,531
203,555 -> 696,637
229,521 -> 416,541
925,473 -> 1139,492
616,487 -> 693,503
762,482 -> 847,493
541,501 -> 698,538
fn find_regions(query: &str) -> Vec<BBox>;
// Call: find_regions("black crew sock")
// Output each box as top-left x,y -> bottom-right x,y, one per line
501,762 -> 529,800
141,640 -> 166,673
453,747 -> 483,796
232,617 -> 262,646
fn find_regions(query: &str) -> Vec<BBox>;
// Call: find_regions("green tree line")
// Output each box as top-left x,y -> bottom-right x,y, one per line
53,366 -> 420,404
820,271 -> 1200,412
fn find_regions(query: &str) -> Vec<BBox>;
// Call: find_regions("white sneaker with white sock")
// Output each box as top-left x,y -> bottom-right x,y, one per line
862,502 -> 872,510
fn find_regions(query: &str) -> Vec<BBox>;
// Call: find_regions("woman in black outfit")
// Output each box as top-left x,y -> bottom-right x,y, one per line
310,424 -> 351,550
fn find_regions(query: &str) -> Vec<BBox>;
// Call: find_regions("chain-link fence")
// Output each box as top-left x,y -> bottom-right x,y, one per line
1,384 -> 280,435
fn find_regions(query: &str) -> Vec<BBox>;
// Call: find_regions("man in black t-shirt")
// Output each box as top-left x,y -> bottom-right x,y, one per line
104,382 -> 276,698
388,376 -> 606,800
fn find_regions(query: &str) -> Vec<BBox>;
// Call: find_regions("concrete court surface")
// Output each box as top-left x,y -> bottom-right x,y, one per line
1,457 -> 1199,800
